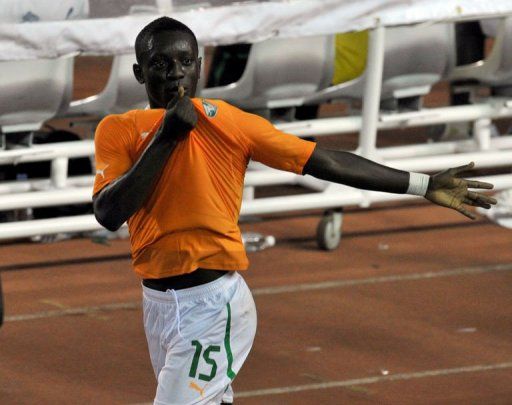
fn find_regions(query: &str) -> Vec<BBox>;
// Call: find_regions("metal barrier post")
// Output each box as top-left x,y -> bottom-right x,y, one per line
359,21 -> 386,160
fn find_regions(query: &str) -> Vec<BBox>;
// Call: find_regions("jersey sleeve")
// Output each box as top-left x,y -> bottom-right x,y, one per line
227,103 -> 316,174
93,115 -> 134,196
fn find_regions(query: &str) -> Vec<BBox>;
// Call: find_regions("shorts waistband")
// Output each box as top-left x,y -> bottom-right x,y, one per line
142,271 -> 239,304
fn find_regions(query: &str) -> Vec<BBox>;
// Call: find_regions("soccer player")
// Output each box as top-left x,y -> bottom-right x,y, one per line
92,17 -> 497,405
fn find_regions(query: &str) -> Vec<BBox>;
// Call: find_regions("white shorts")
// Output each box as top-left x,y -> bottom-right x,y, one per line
142,272 -> 257,405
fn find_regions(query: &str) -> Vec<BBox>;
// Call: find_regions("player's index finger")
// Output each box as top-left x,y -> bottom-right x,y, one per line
178,86 -> 185,98
465,180 -> 494,189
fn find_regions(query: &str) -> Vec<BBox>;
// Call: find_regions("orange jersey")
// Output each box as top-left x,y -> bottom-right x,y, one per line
93,99 -> 316,279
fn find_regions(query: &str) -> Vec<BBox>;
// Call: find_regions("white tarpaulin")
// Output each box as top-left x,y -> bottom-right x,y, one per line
0,0 -> 89,23
1,0 -> 512,60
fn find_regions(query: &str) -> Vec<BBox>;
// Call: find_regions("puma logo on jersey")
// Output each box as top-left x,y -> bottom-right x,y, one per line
189,381 -> 205,398
202,100 -> 218,118
96,164 -> 109,179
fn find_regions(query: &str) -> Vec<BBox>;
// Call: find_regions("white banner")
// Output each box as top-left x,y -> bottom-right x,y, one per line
1,0 -> 512,60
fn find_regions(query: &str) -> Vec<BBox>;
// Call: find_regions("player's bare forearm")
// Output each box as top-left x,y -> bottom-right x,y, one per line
93,130 -> 179,231
303,147 -> 411,193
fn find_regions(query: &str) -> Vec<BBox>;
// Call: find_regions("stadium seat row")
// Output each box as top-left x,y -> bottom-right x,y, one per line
1,17 -> 511,137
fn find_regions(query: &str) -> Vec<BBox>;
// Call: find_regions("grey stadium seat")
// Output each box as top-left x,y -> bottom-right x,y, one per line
0,0 -> 88,138
201,23 -> 452,112
66,2 -> 153,116
449,17 -> 512,93
66,53 -> 149,116
304,23 -> 453,107
200,35 -> 335,110
0,54 -> 75,135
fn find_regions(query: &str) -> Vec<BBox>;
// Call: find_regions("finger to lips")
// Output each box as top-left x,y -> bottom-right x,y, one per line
166,94 -> 180,110
178,85 -> 185,98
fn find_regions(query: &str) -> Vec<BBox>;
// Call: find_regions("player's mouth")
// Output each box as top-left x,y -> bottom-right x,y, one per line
166,85 -> 187,96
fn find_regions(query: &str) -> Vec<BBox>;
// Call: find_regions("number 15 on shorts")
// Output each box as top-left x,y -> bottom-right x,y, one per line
189,340 -> 220,382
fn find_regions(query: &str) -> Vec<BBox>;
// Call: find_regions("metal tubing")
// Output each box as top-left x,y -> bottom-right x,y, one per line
473,118 -> 492,151
0,174 -> 511,240
275,103 -> 512,138
244,170 -> 297,186
0,175 -> 93,195
0,140 -> 94,165
296,175 -> 330,192
241,189 -> 364,216
389,150 -> 512,172
359,23 -> 385,158
51,157 -> 69,189
0,188 -> 91,210
379,136 -> 512,160
241,173 -> 512,215
0,214 -> 108,239
242,187 -> 255,201
1,149 -> 510,210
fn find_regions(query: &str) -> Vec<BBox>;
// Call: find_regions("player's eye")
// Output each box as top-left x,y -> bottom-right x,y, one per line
151,59 -> 167,69
183,58 -> 193,66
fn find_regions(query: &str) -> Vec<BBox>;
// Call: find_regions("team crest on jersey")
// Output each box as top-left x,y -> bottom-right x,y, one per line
201,99 -> 218,118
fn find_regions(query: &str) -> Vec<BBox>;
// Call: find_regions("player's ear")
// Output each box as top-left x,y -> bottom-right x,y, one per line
133,63 -> 144,84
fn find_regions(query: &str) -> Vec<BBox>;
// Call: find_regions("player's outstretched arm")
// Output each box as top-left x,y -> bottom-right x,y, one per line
93,92 -> 196,231
302,148 -> 496,219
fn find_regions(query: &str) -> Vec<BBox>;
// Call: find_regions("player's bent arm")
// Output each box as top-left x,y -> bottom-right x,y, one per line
93,131 -> 179,231
302,147 -> 411,193
93,95 -> 197,231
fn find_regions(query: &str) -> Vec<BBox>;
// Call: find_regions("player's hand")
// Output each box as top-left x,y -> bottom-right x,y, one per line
162,89 -> 197,140
425,162 -> 497,220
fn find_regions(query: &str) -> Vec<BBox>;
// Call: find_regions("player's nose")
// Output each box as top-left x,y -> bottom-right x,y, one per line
166,61 -> 185,80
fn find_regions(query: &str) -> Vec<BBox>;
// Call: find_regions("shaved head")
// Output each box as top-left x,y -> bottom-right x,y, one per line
135,17 -> 198,63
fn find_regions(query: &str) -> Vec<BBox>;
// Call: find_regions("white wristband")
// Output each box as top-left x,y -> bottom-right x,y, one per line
407,172 -> 430,196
